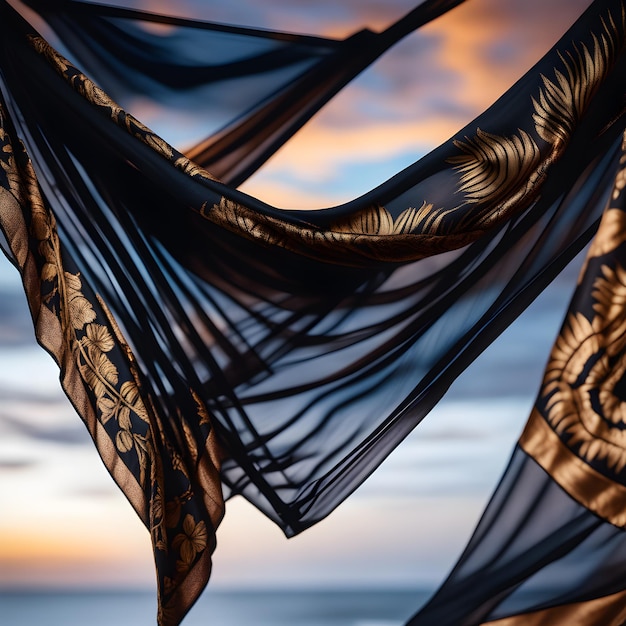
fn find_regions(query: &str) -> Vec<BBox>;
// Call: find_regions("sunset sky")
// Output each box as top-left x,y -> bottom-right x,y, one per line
0,0 -> 594,603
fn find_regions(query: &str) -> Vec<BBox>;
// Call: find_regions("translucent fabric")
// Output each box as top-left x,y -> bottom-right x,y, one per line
411,162 -> 626,624
2,0 -> 626,624
21,0 -> 466,185
409,447 -> 626,625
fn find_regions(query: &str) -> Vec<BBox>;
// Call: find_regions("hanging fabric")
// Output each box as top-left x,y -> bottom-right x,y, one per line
408,132 -> 626,625
1,1 -> 626,625
20,0 -> 467,186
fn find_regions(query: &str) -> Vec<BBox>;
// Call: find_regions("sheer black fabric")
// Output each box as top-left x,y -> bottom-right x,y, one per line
2,0 -> 626,624
410,134 -> 626,625
408,447 -> 626,625
20,0 -> 467,186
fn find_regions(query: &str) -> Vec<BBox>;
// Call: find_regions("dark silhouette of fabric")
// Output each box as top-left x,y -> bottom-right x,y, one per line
2,1 -> 626,624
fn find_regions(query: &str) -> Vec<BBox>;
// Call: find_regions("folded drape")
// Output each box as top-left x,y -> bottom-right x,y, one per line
20,0 -> 467,186
2,1 -> 626,625
408,142 -> 626,623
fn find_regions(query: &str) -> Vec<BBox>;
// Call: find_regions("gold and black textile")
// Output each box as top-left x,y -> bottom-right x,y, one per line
408,130 -> 626,625
3,0 -> 626,625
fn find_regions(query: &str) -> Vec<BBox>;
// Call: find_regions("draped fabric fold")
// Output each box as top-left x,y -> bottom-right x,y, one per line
408,132 -> 626,625
2,0 -> 626,624
20,0 -> 467,186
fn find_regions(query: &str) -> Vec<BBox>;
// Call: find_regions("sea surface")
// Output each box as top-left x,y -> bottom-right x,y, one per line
0,589 -> 431,626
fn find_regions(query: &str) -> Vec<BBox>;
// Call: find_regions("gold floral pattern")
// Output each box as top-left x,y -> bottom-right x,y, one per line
173,514 -> 209,571
27,35 -> 218,184
526,139 -> 626,491
8,2 -> 626,622
0,94 -> 223,626
24,8 -> 626,271
0,128 -> 21,200
15,132 -> 154,487
517,123 -> 626,529
613,135 -> 626,199
579,208 -> 626,280
541,273 -> 626,472
202,196 -> 477,264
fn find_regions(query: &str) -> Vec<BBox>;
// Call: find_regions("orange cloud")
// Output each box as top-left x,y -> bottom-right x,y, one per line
424,0 -> 593,112
0,512 -> 153,587
239,114 -> 467,208
238,0 -> 595,209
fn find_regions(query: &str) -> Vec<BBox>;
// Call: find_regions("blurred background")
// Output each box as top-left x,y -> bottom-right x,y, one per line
0,0 -> 594,623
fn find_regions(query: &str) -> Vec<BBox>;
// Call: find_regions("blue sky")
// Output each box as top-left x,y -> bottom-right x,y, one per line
0,0 -> 593,598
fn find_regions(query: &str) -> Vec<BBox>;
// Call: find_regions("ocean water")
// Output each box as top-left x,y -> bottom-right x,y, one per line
0,589 -> 431,626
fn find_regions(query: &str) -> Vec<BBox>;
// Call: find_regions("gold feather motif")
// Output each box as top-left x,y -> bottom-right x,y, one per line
532,11 -> 624,147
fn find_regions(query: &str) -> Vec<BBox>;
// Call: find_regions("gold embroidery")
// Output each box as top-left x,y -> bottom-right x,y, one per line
207,196 -> 280,247
0,127 -> 22,200
520,410 -> 626,528
331,203 -> 431,235
541,262 -> 626,473
580,208 -> 626,279
27,36 -> 175,160
521,124 -> 626,522
173,156 -> 217,182
0,120 -> 33,267
79,343 -> 119,395
203,196 -> 477,264
533,10 -> 625,148
151,484 -> 168,552
192,389 -> 212,427
593,263 -> 626,348
172,514 -> 208,571
612,139 -> 626,200
82,323 -> 115,352
65,272 -> 98,328
61,272 -> 154,484
451,4 -> 625,216
28,35 -> 223,187
14,125 -> 154,486
449,128 -> 541,210
1,86 -> 224,624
